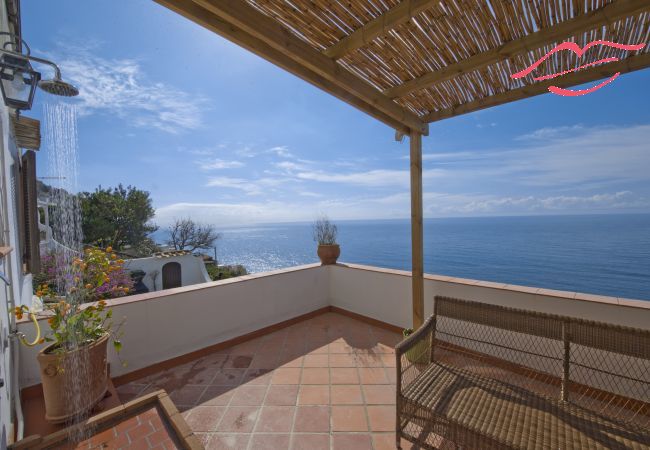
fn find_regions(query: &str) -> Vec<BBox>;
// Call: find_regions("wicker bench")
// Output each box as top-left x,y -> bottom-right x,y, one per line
396,296 -> 650,450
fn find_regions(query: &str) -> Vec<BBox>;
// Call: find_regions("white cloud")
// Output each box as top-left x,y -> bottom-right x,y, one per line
198,159 -> 245,170
267,146 -> 293,158
155,190 -> 648,226
49,44 -> 206,133
516,125 -> 584,141
295,169 -> 444,188
205,177 -> 260,194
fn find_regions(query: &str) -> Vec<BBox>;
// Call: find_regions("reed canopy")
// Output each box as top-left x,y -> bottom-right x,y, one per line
156,0 -> 650,328
157,0 -> 649,134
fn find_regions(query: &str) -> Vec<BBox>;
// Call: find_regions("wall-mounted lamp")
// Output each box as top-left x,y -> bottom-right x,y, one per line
0,32 -> 78,112
0,46 -> 40,110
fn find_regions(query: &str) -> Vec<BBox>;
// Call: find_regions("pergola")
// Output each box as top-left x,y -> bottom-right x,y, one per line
155,0 -> 650,328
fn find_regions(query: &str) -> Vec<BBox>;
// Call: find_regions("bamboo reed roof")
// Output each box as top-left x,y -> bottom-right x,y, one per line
158,0 -> 650,134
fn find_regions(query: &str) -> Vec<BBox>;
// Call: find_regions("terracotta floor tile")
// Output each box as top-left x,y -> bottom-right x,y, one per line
331,385 -> 363,405
229,385 -> 267,406
306,343 -> 329,354
303,354 -> 328,367
241,368 -> 272,385
255,406 -> 295,432
115,383 -> 148,403
211,369 -> 245,386
332,433 -> 373,450
271,368 -> 302,384
206,433 -> 251,450
331,368 -> 359,384
250,433 -> 291,450
362,385 -> 396,404
216,407 -> 259,432
293,406 -> 330,432
265,385 -> 299,406
367,405 -> 395,431
249,353 -> 280,369
197,385 -> 235,406
359,367 -> 389,384
331,405 -> 368,432
301,368 -> 330,384
290,433 -> 330,450
230,339 -> 262,354
185,406 -> 225,432
385,367 -> 398,384
329,341 -> 353,354
329,353 -> 356,367
298,385 -> 330,405
372,433 -> 397,450
380,354 -> 397,367
355,353 -> 384,367
168,385 -> 206,406
279,355 -> 304,368
223,354 -> 254,369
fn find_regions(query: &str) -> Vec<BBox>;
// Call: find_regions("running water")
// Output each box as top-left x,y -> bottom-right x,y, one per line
43,103 -> 94,440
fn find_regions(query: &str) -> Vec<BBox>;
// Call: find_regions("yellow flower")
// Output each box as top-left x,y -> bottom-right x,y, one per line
85,283 -> 93,290
123,287 -> 130,293
106,246 -> 113,253
111,253 -> 117,260
38,338 -> 45,344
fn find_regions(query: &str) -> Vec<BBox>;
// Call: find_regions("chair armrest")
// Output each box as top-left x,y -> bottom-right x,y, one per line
395,315 -> 435,356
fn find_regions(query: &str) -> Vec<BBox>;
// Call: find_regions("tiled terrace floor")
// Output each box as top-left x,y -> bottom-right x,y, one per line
116,312 -> 415,450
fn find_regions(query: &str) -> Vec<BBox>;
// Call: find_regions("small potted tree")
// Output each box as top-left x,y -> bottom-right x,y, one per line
14,247 -> 130,423
313,216 -> 340,265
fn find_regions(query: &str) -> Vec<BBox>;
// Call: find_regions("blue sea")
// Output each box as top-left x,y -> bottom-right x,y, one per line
170,214 -> 650,301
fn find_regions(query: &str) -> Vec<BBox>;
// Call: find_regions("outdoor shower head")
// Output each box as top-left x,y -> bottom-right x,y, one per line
38,76 -> 79,97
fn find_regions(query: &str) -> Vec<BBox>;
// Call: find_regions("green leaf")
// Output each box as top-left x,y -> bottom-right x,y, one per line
113,340 -> 123,352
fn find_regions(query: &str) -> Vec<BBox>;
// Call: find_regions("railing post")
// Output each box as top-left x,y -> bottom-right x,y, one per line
561,321 -> 571,402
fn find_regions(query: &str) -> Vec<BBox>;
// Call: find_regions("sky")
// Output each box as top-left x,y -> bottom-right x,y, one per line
21,0 -> 650,227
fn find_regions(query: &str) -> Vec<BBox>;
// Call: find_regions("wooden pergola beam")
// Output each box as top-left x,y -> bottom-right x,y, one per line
424,52 -> 650,123
385,0 -> 650,99
155,0 -> 413,134
323,0 -> 435,60
409,132 -> 424,329
185,0 -> 428,135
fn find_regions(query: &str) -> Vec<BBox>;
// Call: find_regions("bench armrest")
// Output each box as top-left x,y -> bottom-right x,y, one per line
395,315 -> 435,356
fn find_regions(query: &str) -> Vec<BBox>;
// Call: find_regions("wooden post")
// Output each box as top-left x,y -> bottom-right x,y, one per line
410,132 -> 424,329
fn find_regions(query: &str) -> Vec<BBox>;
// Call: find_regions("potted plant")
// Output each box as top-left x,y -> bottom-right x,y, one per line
313,216 -> 340,265
14,247 -> 130,423
402,328 -> 429,364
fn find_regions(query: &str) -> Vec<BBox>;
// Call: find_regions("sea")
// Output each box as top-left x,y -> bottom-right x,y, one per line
161,214 -> 650,301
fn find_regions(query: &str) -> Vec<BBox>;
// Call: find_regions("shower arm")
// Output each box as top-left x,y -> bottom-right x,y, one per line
0,47 -> 63,80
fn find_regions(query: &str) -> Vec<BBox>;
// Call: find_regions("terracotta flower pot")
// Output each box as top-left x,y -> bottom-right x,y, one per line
37,334 -> 109,423
317,244 -> 340,265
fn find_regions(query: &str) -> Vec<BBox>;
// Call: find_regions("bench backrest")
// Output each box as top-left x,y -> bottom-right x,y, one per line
433,296 -> 650,425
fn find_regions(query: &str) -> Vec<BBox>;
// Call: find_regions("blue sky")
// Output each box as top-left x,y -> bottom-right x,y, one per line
22,1 -> 650,226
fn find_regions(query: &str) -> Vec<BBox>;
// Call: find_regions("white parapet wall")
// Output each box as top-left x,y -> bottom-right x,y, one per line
17,264 -> 328,388
329,263 -> 650,330
16,262 -> 650,390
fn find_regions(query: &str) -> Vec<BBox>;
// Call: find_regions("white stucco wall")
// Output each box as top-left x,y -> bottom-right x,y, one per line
16,264 -> 329,387
0,5 -> 33,445
328,263 -> 650,330
123,253 -> 211,292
